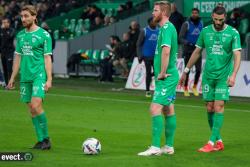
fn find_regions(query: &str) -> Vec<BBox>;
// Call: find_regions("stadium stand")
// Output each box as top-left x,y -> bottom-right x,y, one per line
0,0 -> 98,30
45,0 -> 150,40
1,0 -> 248,77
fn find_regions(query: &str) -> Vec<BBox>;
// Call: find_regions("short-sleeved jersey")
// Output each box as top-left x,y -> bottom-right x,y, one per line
154,21 -> 178,77
15,27 -> 52,82
196,24 -> 241,79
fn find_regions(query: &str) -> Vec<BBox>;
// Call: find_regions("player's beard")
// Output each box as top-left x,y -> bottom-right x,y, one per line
153,14 -> 161,24
213,21 -> 225,31
22,21 -> 33,29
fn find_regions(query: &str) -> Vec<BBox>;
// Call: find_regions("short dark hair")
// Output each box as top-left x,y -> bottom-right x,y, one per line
147,17 -> 153,24
213,6 -> 226,15
192,8 -> 199,13
110,35 -> 120,42
2,17 -> 10,22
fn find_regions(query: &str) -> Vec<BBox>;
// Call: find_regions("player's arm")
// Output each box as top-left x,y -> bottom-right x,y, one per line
7,53 -> 21,89
227,50 -> 241,87
158,46 -> 171,80
44,55 -> 52,91
227,30 -> 242,87
44,31 -> 53,91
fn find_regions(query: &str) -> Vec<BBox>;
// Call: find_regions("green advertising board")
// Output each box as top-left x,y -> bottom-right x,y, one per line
183,0 -> 250,17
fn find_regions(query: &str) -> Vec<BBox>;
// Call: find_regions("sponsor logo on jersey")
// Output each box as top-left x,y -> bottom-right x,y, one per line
161,88 -> 167,96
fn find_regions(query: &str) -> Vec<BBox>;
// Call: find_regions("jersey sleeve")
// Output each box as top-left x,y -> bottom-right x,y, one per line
160,25 -> 173,48
232,30 -> 241,51
43,31 -> 53,56
15,34 -> 22,55
195,29 -> 204,48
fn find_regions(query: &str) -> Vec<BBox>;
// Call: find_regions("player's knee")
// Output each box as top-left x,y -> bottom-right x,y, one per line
206,103 -> 214,111
30,102 -> 42,113
150,104 -> 161,116
214,104 -> 224,112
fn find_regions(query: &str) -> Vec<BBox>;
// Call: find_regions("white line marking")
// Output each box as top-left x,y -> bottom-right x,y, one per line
1,90 -> 250,113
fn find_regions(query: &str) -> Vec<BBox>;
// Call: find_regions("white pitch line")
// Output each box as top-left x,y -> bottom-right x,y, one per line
1,90 -> 250,113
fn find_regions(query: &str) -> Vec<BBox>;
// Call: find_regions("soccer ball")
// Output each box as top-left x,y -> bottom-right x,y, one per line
82,138 -> 101,155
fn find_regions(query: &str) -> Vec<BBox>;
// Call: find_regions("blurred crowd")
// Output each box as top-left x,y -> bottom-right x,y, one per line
79,0 -> 149,31
0,0 -> 91,30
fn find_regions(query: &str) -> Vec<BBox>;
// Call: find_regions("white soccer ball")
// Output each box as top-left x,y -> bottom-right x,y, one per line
82,138 -> 101,155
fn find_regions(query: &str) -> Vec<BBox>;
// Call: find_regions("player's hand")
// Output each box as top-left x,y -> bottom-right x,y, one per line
227,73 -> 236,87
44,80 -> 52,92
157,73 -> 171,80
7,78 -> 15,89
179,73 -> 187,87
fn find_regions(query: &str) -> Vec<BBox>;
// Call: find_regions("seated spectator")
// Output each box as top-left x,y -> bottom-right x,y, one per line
103,15 -> 111,26
99,35 -> 120,82
126,1 -> 133,10
110,16 -> 116,24
1,0 -> 91,30
117,4 -> 127,14
226,8 -> 241,29
112,32 -> 132,77
117,0 -> 133,14
81,5 -> 104,27
92,16 -> 104,30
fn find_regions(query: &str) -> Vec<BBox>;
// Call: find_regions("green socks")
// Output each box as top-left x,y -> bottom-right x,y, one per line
207,112 -> 222,141
32,117 -> 43,142
209,112 -> 224,143
151,114 -> 177,148
37,112 -> 49,139
207,112 -> 214,129
152,115 -> 164,148
165,114 -> 176,147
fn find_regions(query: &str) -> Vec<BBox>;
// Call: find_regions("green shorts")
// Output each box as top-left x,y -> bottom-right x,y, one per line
202,75 -> 229,101
20,80 -> 46,103
152,73 -> 179,106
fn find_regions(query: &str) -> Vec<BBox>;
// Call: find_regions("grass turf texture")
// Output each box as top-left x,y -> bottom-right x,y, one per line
0,77 -> 250,167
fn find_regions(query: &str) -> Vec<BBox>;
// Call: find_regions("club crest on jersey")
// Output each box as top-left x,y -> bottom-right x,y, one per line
44,31 -> 50,37
32,37 -> 37,43
163,24 -> 168,29
222,37 -> 226,42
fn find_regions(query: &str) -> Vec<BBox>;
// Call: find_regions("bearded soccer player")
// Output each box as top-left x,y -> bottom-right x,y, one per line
179,6 -> 241,152
138,1 -> 179,156
7,5 -> 52,150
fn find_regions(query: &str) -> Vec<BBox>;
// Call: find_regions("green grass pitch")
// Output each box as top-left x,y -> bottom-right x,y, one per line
0,78 -> 250,167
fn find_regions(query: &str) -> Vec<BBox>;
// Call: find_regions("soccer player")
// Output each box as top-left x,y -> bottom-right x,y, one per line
179,6 -> 241,152
7,5 -> 53,150
138,1 -> 179,156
